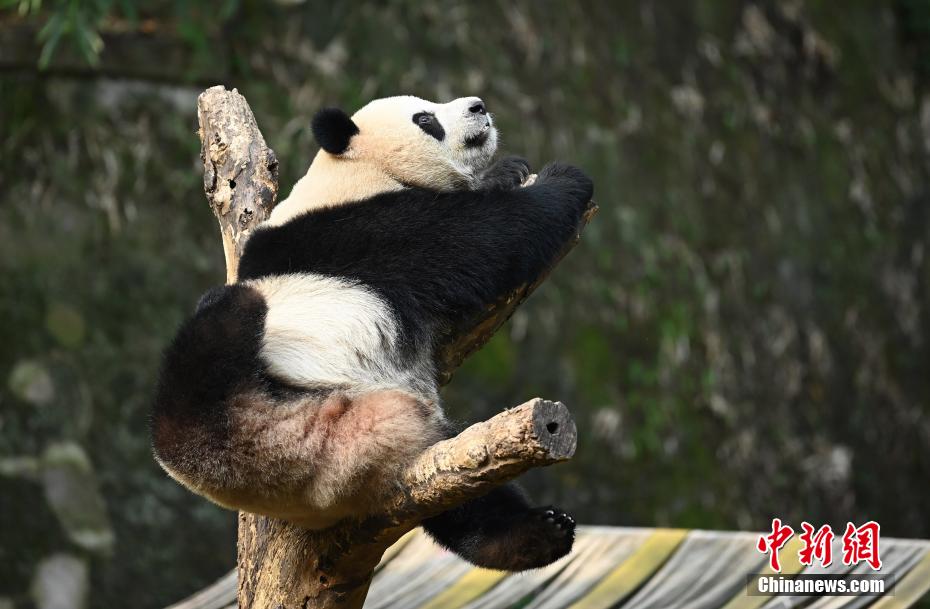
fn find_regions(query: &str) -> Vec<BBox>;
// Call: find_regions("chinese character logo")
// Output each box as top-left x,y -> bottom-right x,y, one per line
757,519 -> 882,571
757,518 -> 794,572
842,521 -> 882,570
798,522 -> 834,567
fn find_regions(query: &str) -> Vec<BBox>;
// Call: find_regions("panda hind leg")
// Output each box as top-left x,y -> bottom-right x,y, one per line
421,483 -> 575,571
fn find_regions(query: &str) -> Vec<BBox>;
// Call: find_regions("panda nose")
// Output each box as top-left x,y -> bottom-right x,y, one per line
468,100 -> 486,115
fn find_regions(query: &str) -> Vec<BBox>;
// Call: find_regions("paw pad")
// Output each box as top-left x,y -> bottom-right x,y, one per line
539,507 -> 576,537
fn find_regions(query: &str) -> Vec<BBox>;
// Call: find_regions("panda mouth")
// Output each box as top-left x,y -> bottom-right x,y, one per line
464,125 -> 491,148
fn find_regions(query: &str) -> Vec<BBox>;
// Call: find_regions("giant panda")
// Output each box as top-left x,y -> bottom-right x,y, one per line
152,95 -> 594,571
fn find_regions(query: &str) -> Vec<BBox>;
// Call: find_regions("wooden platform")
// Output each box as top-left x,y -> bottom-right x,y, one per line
168,527 -> 930,609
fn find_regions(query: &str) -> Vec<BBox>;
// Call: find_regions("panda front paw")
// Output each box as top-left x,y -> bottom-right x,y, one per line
536,162 -> 594,204
481,156 -> 532,190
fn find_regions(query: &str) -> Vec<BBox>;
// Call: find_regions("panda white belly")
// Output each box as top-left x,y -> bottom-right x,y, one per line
251,273 -> 428,395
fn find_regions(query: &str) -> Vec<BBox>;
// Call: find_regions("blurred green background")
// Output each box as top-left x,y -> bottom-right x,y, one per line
2,1 -> 930,607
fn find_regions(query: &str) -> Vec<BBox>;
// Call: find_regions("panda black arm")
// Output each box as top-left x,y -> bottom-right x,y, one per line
238,162 -> 593,341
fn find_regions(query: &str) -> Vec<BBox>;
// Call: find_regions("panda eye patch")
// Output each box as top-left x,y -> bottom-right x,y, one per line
412,112 -> 445,141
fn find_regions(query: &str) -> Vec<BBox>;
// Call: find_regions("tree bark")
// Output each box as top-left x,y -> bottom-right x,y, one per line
195,85 -> 592,609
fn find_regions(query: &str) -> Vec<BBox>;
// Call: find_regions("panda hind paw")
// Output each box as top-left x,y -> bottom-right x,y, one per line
497,505 -> 576,570
537,506 -> 577,537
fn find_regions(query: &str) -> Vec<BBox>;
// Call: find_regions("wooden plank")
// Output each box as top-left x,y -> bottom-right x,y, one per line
718,536 -> 805,609
165,529 -> 930,609
805,541 -> 930,609
452,530 -> 600,609
617,531 -> 766,609
376,529 -> 418,572
566,528 -> 688,609
381,558 -> 474,608
364,532 -> 454,609
529,528 -> 656,609
869,548 -> 930,609
414,567 -> 509,609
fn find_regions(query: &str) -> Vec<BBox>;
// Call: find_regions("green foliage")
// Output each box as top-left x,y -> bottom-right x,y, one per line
0,0 -> 111,66
0,0 -> 242,69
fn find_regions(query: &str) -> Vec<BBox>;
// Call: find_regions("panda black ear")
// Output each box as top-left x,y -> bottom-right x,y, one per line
312,107 -> 359,155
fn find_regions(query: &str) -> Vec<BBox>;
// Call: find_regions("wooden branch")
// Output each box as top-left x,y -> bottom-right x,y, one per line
195,86 -> 588,609
197,86 -> 278,283
237,399 -> 575,609
398,398 -> 577,517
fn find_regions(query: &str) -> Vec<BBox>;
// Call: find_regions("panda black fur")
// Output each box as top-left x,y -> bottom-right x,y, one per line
152,95 -> 593,571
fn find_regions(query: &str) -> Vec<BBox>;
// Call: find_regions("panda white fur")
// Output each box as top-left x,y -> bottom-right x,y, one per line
152,95 -> 594,571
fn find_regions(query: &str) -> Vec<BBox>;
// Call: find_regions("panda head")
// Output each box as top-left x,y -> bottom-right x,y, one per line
267,95 -> 499,226
313,95 -> 498,189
